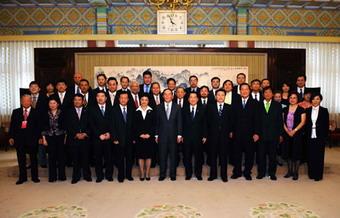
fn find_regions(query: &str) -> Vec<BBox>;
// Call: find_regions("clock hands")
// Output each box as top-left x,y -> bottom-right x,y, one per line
167,14 -> 176,26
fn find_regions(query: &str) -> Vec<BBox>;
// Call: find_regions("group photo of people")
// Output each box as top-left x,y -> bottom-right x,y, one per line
9,70 -> 329,185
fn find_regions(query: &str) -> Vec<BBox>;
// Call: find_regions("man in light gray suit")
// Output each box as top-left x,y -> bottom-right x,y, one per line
155,89 -> 183,181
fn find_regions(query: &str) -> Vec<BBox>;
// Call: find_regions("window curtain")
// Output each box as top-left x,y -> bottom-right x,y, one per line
256,41 -> 340,125
0,40 -> 87,126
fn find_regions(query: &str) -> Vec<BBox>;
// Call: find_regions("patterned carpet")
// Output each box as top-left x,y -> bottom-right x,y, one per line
19,204 -> 87,218
135,204 -> 202,218
250,202 -> 319,218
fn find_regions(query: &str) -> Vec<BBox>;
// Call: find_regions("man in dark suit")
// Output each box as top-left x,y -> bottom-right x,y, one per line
29,81 -> 48,168
208,77 -> 220,103
79,79 -> 95,108
139,70 -> 152,95
93,73 -> 108,96
257,87 -> 283,180
130,80 -> 142,110
199,86 -> 210,106
207,89 -> 233,182
51,79 -> 73,112
295,74 -> 309,102
231,83 -> 260,181
9,95 -> 40,185
174,86 -> 187,109
89,90 -> 113,183
156,89 -> 182,181
107,77 -> 119,108
185,75 -> 200,99
149,82 -> 163,109
182,92 -> 207,180
68,72 -> 83,95
111,91 -> 135,182
232,73 -> 246,95
66,94 -> 92,184
250,79 -> 263,102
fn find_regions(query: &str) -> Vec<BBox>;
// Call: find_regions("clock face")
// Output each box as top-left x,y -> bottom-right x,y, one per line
157,10 -> 187,34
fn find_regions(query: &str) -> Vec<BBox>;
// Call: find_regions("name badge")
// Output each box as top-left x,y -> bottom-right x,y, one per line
21,121 -> 27,129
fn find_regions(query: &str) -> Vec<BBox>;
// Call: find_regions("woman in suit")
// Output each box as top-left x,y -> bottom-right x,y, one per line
283,92 -> 306,180
305,94 -> 329,181
133,94 -> 155,181
41,97 -> 66,182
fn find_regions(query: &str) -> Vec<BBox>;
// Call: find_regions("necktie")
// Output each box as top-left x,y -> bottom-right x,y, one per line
145,85 -> 150,93
299,88 -> 303,100
76,86 -> 80,94
100,105 -> 105,116
23,109 -> 28,121
134,95 -> 139,108
122,107 -> 127,122
32,95 -> 37,109
156,95 -> 160,105
179,99 -> 182,108
191,106 -> 195,120
218,104 -> 223,116
60,93 -> 64,104
77,108 -> 81,119
111,93 -> 115,106
255,94 -> 258,101
242,99 -> 246,109
166,103 -> 170,120
83,94 -> 88,106
265,101 -> 270,113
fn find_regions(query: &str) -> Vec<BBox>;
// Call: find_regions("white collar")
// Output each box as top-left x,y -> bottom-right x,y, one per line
312,105 -> 320,110
98,103 -> 106,108
190,104 -> 197,109
109,90 -> 116,95
136,106 -> 153,112
23,107 -> 31,112
242,97 -> 249,101
217,102 -> 224,107
119,104 -> 128,110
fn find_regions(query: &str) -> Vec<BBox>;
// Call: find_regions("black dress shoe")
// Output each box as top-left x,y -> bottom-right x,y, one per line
158,176 -> 165,181
244,175 -> 252,181
314,178 -> 321,181
270,175 -> 277,181
16,179 -> 27,185
118,178 -> 124,183
284,172 -> 292,178
208,176 -> 216,181
71,179 -> 78,184
96,178 -> 103,183
106,177 -> 113,182
256,175 -> 264,180
222,177 -> 228,182
230,174 -> 240,179
85,177 -> 92,182
140,177 -> 145,181
58,177 -> 66,182
48,178 -> 57,183
196,176 -> 203,181
32,178 -> 40,183
126,176 -> 134,181
145,177 -> 151,181
185,176 -> 191,180
292,174 -> 299,180
170,177 -> 176,181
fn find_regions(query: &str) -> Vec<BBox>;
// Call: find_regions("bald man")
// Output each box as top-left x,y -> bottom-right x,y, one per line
9,95 -> 41,185
68,72 -> 83,95
130,80 -> 142,109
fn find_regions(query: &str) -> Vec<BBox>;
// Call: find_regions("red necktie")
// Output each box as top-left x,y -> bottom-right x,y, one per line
134,95 -> 139,108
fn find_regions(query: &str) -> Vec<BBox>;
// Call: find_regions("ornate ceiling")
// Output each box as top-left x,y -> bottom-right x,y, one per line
0,0 -> 339,10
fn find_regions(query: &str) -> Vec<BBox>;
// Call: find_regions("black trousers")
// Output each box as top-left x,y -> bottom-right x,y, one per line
94,139 -> 113,180
233,136 -> 254,176
159,136 -> 177,178
257,140 -> 278,177
308,138 -> 326,180
115,143 -> 133,181
71,139 -> 91,180
16,144 -> 38,181
46,135 -> 66,180
183,139 -> 203,177
209,133 -> 229,179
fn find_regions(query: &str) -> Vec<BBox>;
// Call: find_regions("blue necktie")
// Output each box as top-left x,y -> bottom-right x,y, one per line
218,104 -> 223,116
242,100 -> 246,109
100,106 -> 105,116
122,107 -> 127,122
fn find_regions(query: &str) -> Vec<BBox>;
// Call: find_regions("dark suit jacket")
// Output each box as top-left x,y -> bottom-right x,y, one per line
232,97 -> 261,139
232,85 -> 240,94
106,91 -> 119,108
111,105 -> 134,147
305,106 -> 329,140
155,102 -> 182,144
40,110 -> 66,135
133,108 -> 155,140
259,100 -> 283,141
82,90 -> 96,108
182,104 -> 207,143
149,94 -> 163,110
32,92 -> 48,113
51,91 -> 73,112
65,107 -> 91,142
89,104 -> 112,139
207,103 -> 232,144
9,107 -> 40,146
208,90 -> 216,104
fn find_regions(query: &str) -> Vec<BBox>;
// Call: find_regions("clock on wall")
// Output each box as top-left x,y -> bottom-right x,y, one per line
157,10 -> 187,35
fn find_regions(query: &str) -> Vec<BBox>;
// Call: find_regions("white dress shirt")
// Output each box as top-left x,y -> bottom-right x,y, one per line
224,91 -> 232,105
177,98 -> 183,108
252,92 -> 260,101
58,91 -> 66,104
311,106 -> 319,138
108,91 -> 117,106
